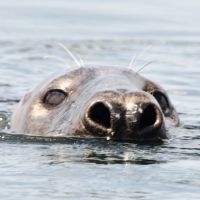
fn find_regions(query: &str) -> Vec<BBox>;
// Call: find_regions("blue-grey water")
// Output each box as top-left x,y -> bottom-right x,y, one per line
0,0 -> 200,199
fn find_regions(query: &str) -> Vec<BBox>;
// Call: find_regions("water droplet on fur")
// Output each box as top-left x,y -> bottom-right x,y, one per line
138,107 -> 143,113
106,136 -> 111,140
115,113 -> 120,119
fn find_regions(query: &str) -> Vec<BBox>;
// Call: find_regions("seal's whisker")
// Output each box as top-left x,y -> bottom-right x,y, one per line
78,55 -> 85,67
58,43 -> 81,67
135,60 -> 157,76
43,55 -> 70,68
128,55 -> 136,68
129,45 -> 153,69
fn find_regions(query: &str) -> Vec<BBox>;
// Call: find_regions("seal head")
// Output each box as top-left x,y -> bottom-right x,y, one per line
11,66 -> 179,142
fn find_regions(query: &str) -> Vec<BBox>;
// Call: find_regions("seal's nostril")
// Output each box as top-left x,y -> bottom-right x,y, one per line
88,102 -> 111,128
138,104 -> 157,131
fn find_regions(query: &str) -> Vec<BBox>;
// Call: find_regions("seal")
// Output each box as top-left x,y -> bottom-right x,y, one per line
11,65 -> 179,142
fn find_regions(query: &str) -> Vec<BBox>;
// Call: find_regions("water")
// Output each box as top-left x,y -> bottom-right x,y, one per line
0,0 -> 200,199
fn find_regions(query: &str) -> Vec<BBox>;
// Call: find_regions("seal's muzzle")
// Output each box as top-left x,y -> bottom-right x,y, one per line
83,91 -> 166,141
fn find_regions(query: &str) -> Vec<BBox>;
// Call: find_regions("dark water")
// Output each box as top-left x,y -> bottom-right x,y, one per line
0,0 -> 200,199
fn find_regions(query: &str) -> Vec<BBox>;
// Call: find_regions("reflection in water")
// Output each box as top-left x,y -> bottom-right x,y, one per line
83,151 -> 166,165
0,127 -> 200,166
0,132 -> 167,165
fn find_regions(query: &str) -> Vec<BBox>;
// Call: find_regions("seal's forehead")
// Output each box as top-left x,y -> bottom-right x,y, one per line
48,66 -> 122,85
43,66 -> 160,93
53,67 -> 91,81
49,67 -> 95,87
34,67 -> 95,95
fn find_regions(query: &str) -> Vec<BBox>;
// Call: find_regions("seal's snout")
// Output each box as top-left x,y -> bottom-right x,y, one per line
83,92 -> 166,141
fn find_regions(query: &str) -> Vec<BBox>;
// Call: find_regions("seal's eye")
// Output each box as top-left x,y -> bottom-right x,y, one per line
152,91 -> 170,115
43,89 -> 67,107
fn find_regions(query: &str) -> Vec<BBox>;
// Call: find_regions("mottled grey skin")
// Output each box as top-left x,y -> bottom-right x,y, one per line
11,66 -> 179,142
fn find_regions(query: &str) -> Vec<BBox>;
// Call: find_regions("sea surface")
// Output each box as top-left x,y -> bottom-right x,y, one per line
0,0 -> 200,199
